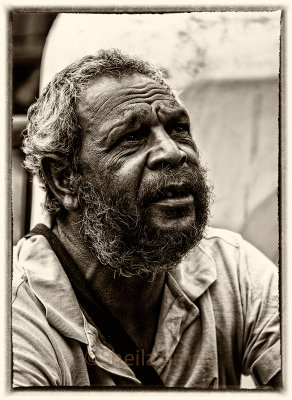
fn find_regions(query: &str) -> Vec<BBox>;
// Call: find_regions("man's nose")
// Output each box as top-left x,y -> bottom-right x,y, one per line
147,126 -> 187,170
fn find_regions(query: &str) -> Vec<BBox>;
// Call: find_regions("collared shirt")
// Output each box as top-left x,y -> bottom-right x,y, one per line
12,227 -> 280,388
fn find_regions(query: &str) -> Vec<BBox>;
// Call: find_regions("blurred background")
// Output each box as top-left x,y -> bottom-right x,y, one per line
11,10 -> 281,389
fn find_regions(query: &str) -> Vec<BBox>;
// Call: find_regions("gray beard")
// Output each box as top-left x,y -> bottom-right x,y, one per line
76,163 -> 211,278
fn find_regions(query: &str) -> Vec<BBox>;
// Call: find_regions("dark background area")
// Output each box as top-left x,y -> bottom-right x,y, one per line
12,12 -> 57,144
12,12 -> 57,115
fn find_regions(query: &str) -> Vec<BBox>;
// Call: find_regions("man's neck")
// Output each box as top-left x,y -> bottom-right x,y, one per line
53,215 -> 166,353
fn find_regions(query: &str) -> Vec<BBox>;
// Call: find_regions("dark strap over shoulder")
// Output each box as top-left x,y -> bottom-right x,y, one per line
25,224 -> 164,387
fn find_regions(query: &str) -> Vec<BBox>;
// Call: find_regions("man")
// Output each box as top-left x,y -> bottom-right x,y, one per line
12,49 -> 280,388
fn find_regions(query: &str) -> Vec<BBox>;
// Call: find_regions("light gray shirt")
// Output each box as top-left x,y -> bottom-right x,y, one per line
12,227 -> 280,388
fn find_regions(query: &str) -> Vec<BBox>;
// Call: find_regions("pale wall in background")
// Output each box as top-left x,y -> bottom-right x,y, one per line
40,12 -> 280,87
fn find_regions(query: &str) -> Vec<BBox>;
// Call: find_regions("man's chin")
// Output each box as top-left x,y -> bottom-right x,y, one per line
132,219 -> 200,277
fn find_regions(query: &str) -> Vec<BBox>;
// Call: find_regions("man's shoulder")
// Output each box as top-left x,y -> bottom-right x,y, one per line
198,226 -> 276,271
203,226 -> 244,247
187,226 -> 245,272
175,226 -> 277,300
12,237 -> 89,387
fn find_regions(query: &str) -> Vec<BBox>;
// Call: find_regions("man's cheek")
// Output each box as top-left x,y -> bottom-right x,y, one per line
183,145 -> 200,165
100,173 -> 139,212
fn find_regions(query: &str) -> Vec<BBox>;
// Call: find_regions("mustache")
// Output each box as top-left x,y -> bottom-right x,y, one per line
137,164 -> 207,207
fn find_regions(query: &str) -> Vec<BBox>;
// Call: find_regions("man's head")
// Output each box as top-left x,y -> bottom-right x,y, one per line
23,49 -> 212,277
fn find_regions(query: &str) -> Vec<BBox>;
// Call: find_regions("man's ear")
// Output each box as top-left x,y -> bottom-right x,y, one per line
41,154 -> 79,211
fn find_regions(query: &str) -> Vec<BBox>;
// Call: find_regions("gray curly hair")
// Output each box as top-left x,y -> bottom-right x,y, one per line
22,48 -> 174,216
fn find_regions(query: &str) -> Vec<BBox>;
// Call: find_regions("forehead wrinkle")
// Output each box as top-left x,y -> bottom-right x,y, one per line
79,82 -> 173,122
100,94 -> 176,125
96,87 -> 173,122
82,81 -> 171,115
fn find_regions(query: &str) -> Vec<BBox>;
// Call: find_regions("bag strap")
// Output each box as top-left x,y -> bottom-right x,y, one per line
25,224 -> 164,387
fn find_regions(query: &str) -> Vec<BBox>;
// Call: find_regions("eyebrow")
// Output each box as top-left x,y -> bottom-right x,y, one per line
104,105 -> 190,149
159,107 -> 190,124
104,111 -> 147,148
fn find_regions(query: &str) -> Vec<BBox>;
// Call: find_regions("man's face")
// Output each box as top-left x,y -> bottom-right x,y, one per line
75,73 -> 211,277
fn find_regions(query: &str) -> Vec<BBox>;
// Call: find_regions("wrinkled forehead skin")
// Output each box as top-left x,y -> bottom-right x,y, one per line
77,74 -> 189,141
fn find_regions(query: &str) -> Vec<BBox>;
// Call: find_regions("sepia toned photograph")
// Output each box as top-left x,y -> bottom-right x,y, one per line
10,5 -> 282,391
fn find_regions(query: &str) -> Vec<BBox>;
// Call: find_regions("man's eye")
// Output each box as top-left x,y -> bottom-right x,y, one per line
171,124 -> 190,135
124,134 -> 140,142
122,128 -> 147,143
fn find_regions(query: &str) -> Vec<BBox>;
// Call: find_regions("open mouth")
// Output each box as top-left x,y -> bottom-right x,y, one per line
164,187 -> 190,199
150,185 -> 194,208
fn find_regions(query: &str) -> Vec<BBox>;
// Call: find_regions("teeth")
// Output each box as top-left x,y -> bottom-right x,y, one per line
163,189 -> 188,199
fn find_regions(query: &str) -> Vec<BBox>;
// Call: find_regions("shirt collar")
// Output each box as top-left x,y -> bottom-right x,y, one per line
170,238 -> 217,302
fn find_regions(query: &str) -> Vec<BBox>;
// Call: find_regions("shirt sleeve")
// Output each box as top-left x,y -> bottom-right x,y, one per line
240,239 -> 281,386
12,279 -> 63,387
